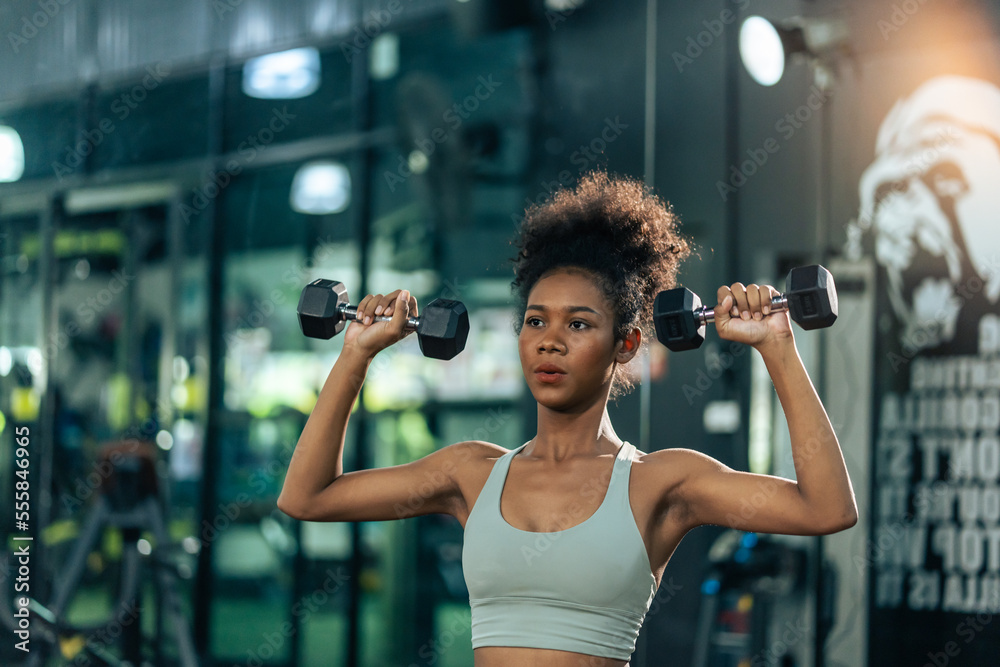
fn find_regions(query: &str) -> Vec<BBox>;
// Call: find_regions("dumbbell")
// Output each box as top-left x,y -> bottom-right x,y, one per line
653,264 -> 838,352
297,279 -> 470,360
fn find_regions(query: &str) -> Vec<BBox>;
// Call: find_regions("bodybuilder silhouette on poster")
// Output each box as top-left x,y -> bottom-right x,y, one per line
858,75 -> 1000,355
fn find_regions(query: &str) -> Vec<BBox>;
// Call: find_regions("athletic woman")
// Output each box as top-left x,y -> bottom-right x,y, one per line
278,171 -> 858,667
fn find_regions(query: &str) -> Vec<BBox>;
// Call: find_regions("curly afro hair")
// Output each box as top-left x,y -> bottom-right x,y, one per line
511,170 -> 691,398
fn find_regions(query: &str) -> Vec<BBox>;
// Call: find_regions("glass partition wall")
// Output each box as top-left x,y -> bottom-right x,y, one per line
1,15 -> 537,666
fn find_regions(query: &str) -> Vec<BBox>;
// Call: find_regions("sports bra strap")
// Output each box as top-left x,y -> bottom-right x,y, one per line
607,441 -> 635,504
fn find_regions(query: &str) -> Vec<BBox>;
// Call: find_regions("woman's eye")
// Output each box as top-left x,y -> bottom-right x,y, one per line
526,317 -> 543,327
570,321 -> 588,330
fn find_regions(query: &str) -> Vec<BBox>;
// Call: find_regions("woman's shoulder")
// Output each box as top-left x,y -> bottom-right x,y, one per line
438,442 -> 522,519
631,446 -> 726,476
629,447 -> 729,522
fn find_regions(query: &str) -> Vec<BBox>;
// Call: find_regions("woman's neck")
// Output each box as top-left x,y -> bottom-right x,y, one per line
526,402 -> 622,461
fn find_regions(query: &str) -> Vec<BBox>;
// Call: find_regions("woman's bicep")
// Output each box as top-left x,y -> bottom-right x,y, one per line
278,442 -> 478,522
669,450 -> 826,535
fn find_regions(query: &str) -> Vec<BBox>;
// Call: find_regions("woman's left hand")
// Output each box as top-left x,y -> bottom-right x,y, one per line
714,283 -> 794,350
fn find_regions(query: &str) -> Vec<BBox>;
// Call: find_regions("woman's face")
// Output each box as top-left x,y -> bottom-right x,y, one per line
517,268 -> 624,411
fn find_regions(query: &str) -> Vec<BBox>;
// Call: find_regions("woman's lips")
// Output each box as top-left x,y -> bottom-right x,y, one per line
534,367 -> 566,383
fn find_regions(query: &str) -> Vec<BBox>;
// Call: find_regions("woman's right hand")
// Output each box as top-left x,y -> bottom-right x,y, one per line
343,289 -> 420,358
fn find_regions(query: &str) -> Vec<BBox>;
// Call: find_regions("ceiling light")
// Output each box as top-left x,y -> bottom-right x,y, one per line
0,125 -> 25,182
290,161 -> 351,215
370,33 -> 399,81
242,47 -> 321,99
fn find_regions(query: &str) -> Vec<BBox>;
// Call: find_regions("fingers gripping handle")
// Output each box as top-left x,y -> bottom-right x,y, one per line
338,304 -> 420,331
297,279 -> 470,359
652,264 -> 838,352
695,295 -> 790,324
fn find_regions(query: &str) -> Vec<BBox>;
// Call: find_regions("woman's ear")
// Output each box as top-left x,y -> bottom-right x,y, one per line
616,328 -> 642,363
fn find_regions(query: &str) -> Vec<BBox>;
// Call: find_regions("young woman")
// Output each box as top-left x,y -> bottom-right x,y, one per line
278,171 -> 858,667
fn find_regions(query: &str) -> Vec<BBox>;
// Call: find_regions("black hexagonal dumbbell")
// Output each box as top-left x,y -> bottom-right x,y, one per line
653,264 -> 838,352
297,279 -> 470,360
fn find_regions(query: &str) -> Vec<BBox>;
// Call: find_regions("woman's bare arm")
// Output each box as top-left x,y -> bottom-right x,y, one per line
663,284 -> 858,535
277,289 -> 470,522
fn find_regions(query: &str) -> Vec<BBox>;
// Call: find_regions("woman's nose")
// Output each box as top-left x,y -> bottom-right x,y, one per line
537,330 -> 565,352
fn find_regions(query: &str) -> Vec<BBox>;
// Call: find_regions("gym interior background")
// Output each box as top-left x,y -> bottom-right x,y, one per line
2,0 -> 999,664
